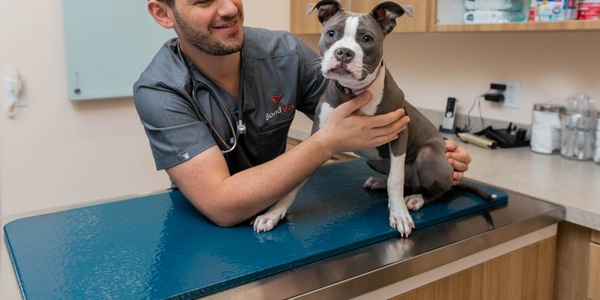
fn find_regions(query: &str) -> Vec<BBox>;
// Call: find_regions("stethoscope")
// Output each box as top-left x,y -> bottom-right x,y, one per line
178,44 -> 246,154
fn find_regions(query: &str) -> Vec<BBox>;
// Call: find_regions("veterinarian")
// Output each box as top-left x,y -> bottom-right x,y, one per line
134,0 -> 471,227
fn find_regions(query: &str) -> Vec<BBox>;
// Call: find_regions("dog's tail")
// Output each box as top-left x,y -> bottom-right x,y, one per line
453,182 -> 497,202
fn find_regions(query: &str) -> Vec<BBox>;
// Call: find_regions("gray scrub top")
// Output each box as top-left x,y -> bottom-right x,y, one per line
134,27 -> 328,174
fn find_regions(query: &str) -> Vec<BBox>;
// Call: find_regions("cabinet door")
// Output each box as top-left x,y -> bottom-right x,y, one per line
351,0 -> 431,33
290,0 -> 351,34
593,230 -> 600,244
393,237 -> 556,300
590,242 -> 600,300
290,0 -> 429,34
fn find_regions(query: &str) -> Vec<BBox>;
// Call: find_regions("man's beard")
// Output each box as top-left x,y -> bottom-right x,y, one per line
173,9 -> 244,56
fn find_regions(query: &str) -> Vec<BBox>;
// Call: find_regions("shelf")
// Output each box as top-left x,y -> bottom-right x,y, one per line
434,19 -> 600,32
431,0 -> 600,33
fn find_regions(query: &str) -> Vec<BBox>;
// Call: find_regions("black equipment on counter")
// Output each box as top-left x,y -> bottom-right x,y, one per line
475,123 -> 529,148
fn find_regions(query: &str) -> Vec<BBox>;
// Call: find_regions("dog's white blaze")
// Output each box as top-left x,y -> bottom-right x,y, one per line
338,17 -> 363,65
318,102 -> 335,129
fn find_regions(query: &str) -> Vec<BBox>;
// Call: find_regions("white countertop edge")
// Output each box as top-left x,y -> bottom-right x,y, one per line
564,206 -> 600,231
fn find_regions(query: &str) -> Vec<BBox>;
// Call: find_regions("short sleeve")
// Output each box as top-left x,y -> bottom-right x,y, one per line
134,80 -> 217,170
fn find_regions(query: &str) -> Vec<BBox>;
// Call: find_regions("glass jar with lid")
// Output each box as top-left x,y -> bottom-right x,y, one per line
531,103 -> 565,154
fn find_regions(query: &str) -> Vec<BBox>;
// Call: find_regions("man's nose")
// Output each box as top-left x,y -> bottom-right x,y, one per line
217,0 -> 240,18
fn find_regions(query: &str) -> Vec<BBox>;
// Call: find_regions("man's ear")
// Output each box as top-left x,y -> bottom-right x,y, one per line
148,0 -> 175,29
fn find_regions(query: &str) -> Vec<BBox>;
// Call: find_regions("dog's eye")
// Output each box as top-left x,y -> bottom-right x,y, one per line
362,35 -> 373,44
326,30 -> 335,38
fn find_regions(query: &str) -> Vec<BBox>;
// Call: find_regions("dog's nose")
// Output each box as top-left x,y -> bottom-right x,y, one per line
335,48 -> 354,63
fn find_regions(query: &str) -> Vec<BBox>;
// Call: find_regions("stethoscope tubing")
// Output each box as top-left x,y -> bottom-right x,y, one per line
178,42 -> 244,154
190,82 -> 239,153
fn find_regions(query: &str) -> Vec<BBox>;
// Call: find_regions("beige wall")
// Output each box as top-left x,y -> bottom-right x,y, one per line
382,31 -> 600,124
1,0 -> 598,216
0,2 -> 170,215
294,32 -> 600,132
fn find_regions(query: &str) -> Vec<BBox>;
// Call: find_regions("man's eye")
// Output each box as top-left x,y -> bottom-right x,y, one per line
362,35 -> 373,43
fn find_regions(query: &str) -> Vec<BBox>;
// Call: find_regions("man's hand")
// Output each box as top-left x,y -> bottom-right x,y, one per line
445,139 -> 471,185
317,91 -> 410,155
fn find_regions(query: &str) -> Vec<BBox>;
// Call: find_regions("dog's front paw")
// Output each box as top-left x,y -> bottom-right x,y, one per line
363,177 -> 387,190
389,208 -> 415,238
252,211 -> 286,233
405,194 -> 424,211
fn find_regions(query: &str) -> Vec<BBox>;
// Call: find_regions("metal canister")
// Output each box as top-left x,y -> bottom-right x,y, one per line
595,113 -> 600,164
530,103 -> 565,154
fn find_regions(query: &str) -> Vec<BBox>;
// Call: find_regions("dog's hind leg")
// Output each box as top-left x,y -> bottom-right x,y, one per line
364,176 -> 387,189
362,158 -> 390,190
405,146 -> 454,205
404,194 -> 425,211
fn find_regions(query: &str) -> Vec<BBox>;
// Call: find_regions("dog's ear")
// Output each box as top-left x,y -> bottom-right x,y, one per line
370,2 -> 413,35
307,0 -> 344,24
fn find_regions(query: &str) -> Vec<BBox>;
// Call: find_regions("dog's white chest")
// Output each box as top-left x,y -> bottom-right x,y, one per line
357,72 -> 385,116
317,69 -> 385,131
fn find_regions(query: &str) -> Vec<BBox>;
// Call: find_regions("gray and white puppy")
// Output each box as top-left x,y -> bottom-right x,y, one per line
253,0 -> 492,237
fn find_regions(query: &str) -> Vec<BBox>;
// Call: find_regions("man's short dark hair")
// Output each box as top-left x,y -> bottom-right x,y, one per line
153,0 -> 175,8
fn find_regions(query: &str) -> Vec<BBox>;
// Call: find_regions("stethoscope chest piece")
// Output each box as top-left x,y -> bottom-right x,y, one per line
237,120 -> 246,136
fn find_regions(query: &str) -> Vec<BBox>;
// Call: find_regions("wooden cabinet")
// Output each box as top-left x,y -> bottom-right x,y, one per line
291,0 -> 600,34
290,0 -> 351,34
350,0 -> 430,32
593,230 -> 600,243
554,223 -> 600,300
390,225 -> 599,300
290,0 -> 430,34
391,237 -> 556,300
431,0 -> 600,32
590,231 -> 600,300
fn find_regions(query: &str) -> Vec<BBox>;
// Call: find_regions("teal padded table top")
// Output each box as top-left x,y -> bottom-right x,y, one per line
4,160 -> 507,299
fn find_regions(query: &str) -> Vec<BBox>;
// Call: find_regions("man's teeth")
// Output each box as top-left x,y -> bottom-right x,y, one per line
216,21 -> 235,28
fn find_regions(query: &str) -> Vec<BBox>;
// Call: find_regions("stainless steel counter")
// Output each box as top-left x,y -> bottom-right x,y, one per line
207,185 -> 564,299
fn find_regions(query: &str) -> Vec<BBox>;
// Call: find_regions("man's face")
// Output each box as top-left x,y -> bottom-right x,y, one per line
172,0 -> 244,56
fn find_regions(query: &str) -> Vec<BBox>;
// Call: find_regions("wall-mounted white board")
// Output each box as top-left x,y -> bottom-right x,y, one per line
62,0 -> 176,101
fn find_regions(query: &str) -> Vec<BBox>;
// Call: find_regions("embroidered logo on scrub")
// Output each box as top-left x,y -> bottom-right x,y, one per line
266,93 -> 295,121
271,93 -> 282,104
